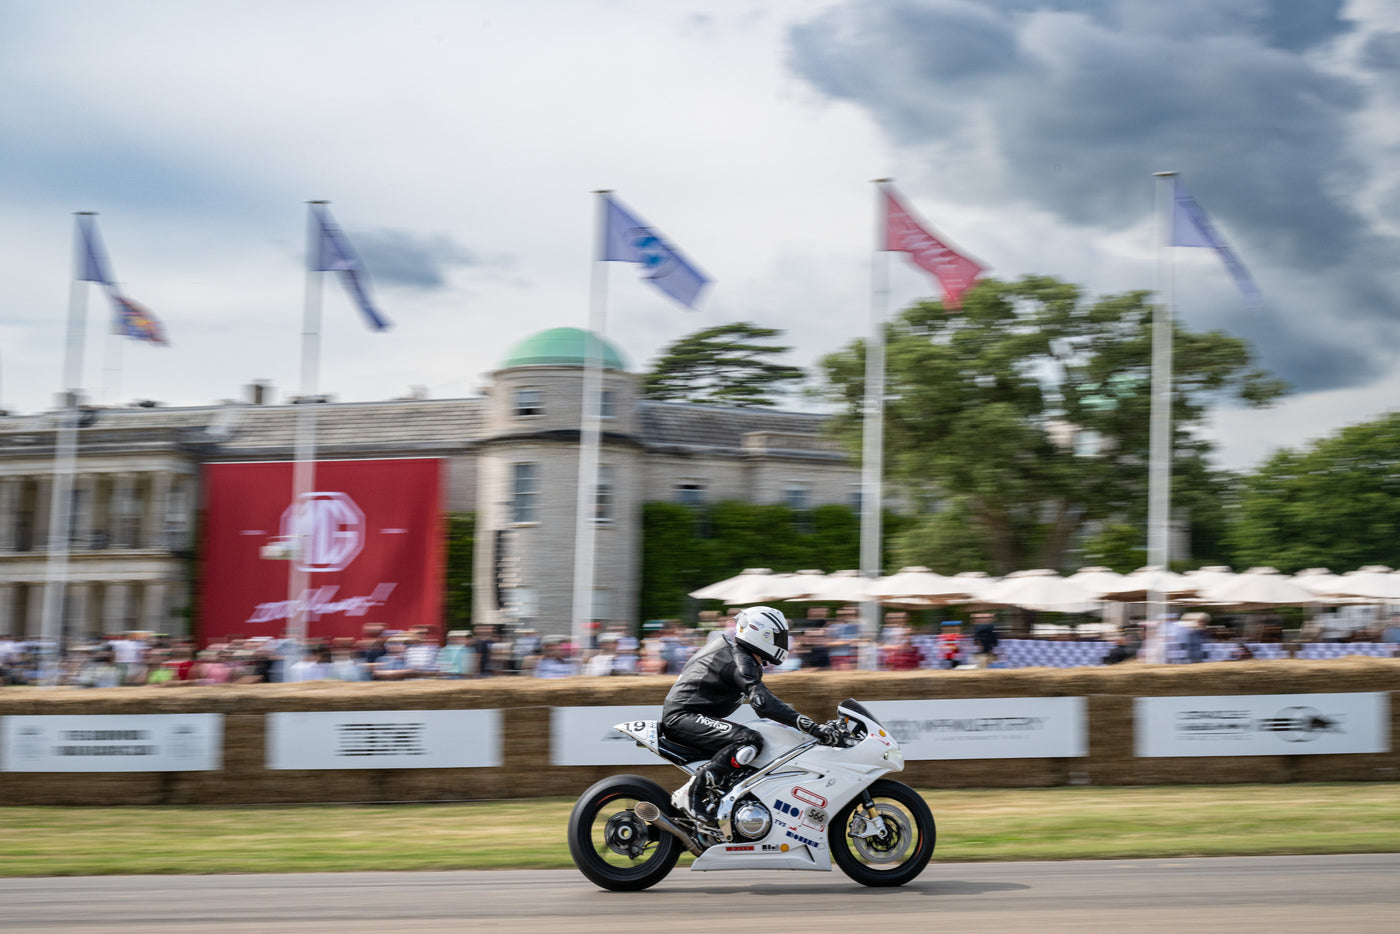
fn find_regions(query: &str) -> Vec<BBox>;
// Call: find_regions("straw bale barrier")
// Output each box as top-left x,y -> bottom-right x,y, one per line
0,657 -> 1395,805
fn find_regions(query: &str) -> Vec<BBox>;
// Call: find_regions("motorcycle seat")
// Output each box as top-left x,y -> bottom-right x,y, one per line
655,729 -> 711,767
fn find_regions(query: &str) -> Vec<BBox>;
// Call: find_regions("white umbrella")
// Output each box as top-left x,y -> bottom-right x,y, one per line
689,568 -> 804,605
980,569 -> 1100,614
1182,565 -> 1235,592
1100,566 -> 1197,602
1291,568 -> 1352,599
797,568 -> 871,603
1331,565 -> 1400,602
950,571 -> 998,602
1195,566 -> 1318,610
872,567 -> 975,605
1065,566 -> 1129,599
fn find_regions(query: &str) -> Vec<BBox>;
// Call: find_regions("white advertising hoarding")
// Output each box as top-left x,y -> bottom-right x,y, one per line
867,697 -> 1088,760
1135,693 -> 1389,757
0,714 -> 222,772
266,709 -> 501,770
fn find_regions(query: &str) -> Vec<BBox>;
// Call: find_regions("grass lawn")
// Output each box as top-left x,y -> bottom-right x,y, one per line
2,783 -> 1396,876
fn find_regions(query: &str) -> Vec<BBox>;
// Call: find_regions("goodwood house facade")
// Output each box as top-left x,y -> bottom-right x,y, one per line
0,328 -> 859,643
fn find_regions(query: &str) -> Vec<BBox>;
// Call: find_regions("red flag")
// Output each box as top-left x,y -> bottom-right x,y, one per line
883,186 -> 985,308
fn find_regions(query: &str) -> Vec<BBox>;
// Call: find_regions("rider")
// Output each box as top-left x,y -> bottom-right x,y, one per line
662,606 -> 841,821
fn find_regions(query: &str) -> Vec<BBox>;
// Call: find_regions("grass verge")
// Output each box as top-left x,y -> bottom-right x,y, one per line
2,783 -> 1397,876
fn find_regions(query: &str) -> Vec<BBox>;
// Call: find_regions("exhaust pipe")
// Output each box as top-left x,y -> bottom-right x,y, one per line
633,800 -> 705,857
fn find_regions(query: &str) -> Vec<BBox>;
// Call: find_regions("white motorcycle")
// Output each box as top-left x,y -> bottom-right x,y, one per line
567,698 -> 935,891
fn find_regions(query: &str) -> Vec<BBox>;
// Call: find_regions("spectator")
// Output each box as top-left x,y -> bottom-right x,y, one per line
1181,612 -> 1209,664
583,635 -> 619,676
938,625 -> 963,669
402,631 -> 439,677
533,637 -> 576,678
1102,635 -> 1136,665
825,606 -> 860,671
76,648 -> 123,688
193,649 -> 236,685
287,647 -> 333,682
111,630 -> 147,685
886,630 -> 923,671
329,638 -> 368,681
436,630 -> 476,679
370,637 -> 416,680
972,613 -> 1001,669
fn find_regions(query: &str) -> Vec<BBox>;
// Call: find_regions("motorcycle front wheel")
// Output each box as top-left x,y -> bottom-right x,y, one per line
829,778 -> 935,887
567,774 -> 682,891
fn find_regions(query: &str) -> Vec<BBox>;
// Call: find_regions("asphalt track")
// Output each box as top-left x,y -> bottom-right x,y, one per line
5,854 -> 1397,933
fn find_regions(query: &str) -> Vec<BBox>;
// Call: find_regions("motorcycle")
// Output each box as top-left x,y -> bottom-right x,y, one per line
567,697 -> 935,891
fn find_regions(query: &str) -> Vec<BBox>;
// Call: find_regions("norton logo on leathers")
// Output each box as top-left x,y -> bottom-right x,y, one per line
281,492 -> 365,572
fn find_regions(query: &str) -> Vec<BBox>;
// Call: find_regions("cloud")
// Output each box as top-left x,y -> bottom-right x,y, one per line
347,229 -> 493,291
787,0 -> 1400,393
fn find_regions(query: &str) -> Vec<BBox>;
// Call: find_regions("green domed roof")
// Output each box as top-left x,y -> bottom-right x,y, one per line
501,327 -> 628,371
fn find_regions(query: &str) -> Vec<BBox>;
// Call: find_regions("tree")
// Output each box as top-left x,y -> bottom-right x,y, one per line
1227,412 -> 1400,572
443,512 -> 474,628
644,322 -> 805,407
817,275 -> 1284,575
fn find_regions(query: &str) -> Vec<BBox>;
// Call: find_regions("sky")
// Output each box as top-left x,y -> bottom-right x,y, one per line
2,0 -> 1399,473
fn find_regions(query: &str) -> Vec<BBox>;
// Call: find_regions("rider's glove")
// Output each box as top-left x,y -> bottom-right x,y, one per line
797,716 -> 841,745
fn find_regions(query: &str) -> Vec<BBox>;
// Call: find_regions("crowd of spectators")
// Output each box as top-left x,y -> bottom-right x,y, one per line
1,606 -> 1395,687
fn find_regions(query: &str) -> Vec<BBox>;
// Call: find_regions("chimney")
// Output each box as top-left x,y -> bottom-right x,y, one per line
246,380 -> 272,405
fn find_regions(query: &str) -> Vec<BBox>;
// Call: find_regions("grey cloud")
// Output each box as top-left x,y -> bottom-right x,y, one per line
350,230 -> 488,290
788,0 -> 1399,393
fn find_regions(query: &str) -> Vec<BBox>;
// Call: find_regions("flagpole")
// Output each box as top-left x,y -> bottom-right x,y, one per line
1147,172 -> 1177,626
39,213 -> 95,685
858,180 -> 892,667
100,320 -> 123,404
286,201 -> 326,677
570,191 -> 612,655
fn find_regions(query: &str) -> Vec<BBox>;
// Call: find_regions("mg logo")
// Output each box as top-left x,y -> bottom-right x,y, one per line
280,492 -> 365,572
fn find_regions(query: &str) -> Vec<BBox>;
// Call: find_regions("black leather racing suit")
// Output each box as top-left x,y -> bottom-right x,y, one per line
661,633 -> 813,797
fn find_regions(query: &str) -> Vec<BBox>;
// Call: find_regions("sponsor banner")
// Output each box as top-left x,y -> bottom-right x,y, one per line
1,714 -> 221,772
550,705 -> 758,766
1135,693 -> 1389,758
200,458 -> 443,644
867,698 -> 1087,760
266,710 -> 501,770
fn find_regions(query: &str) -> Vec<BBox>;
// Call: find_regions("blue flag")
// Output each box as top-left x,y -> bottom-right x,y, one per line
311,204 -> 391,331
601,194 -> 709,309
77,214 -> 114,285
77,214 -> 169,345
1170,180 -> 1263,308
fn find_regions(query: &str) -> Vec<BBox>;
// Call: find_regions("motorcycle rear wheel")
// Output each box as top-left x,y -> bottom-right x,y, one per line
567,774 -> 682,891
829,779 -> 935,887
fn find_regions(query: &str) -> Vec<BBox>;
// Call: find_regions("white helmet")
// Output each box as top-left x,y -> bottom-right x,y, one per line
734,606 -> 790,666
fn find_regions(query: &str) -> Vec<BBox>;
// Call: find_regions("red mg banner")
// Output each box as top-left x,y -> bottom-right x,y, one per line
200,458 -> 443,645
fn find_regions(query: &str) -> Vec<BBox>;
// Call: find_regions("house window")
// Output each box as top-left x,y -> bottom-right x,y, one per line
598,389 -> 618,419
783,482 -> 811,511
513,387 -> 543,417
509,586 -> 538,621
512,463 -> 538,523
675,480 -> 706,507
591,587 -> 612,623
595,465 -> 616,523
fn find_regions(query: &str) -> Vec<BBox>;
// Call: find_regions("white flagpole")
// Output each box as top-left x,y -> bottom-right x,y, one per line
858,180 -> 892,667
286,201 -> 326,677
570,190 -> 611,654
39,212 -> 95,684
100,320 -> 124,405
1147,172 -> 1177,624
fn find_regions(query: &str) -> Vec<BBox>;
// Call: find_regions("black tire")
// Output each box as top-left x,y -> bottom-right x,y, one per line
829,779 -> 935,887
567,774 -> 682,892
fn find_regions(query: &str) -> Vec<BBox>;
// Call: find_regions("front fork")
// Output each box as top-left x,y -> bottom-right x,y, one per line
850,788 -> 890,839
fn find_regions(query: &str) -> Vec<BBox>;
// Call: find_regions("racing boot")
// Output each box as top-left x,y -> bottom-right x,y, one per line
688,761 -> 723,823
